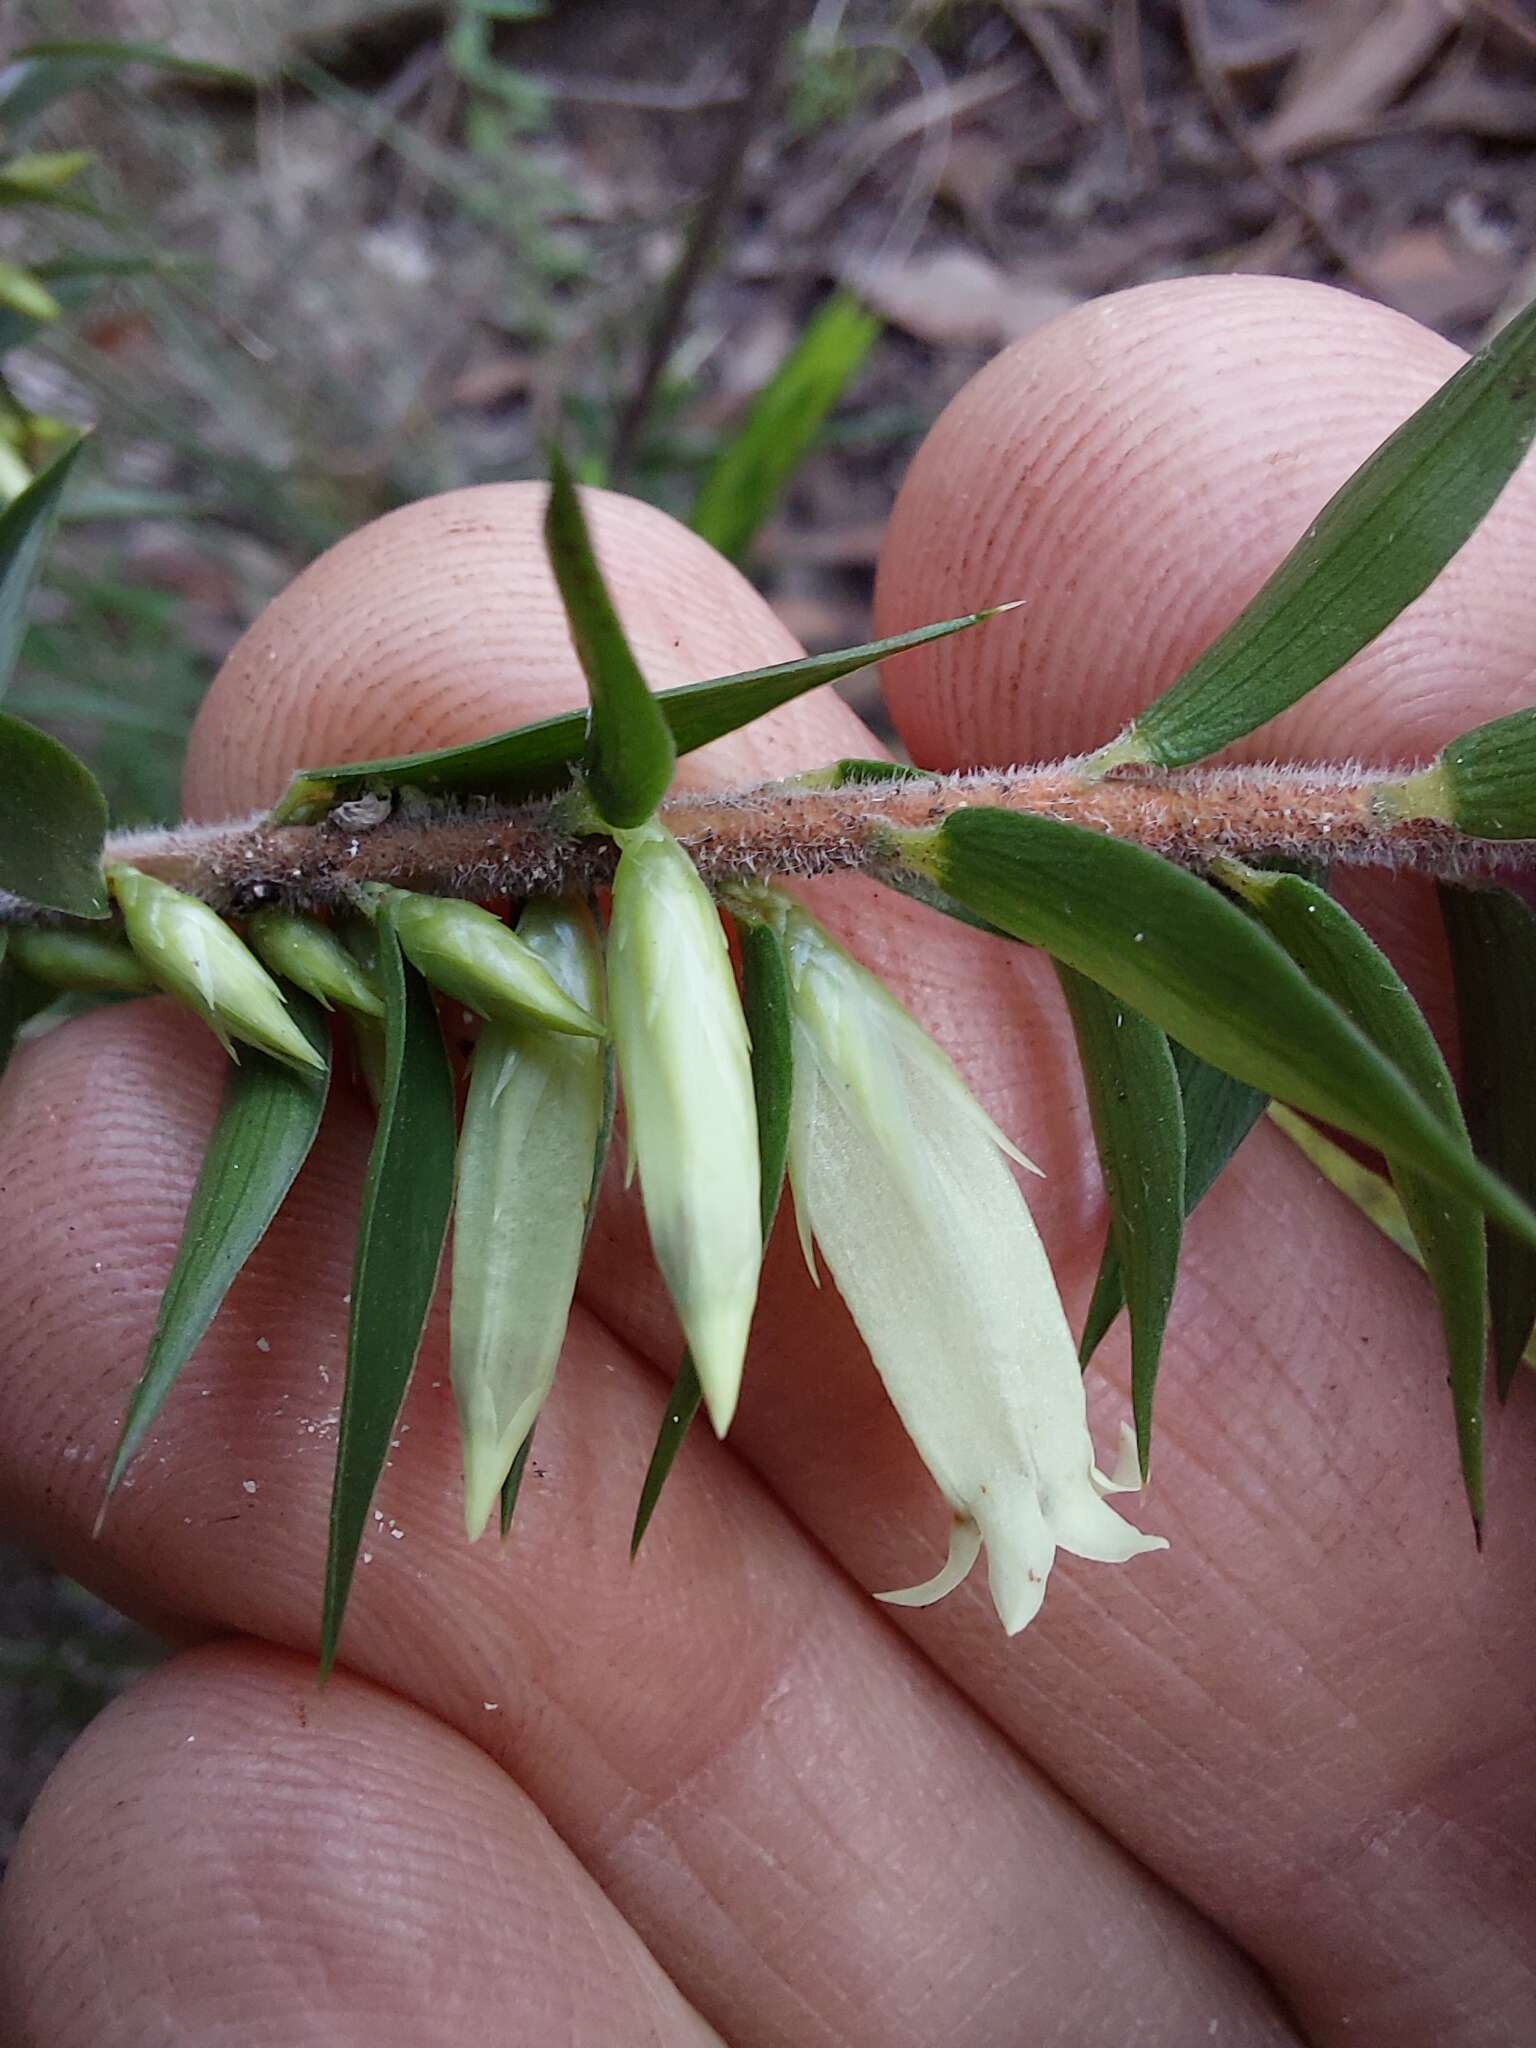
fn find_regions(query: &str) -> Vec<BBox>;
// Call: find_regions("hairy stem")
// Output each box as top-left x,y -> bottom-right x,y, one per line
5,761 -> 1525,927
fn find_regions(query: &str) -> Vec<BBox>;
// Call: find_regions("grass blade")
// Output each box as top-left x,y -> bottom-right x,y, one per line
690,291 -> 880,563
0,438 -> 84,698
1079,1046 -> 1266,1365
911,809 -> 1536,1250
0,711 -> 108,915
631,912 -> 793,1554
1221,863 -> 1487,1530
0,943 -> 50,1080
1086,297 -> 1536,772
545,447 -> 676,828
1439,883 -> 1536,1398
1055,969 -> 1184,1473
98,992 -> 331,1512
270,608 -> 1013,822
323,910 -> 456,1676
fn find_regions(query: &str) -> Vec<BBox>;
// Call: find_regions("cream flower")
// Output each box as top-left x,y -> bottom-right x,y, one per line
777,897 -> 1165,1633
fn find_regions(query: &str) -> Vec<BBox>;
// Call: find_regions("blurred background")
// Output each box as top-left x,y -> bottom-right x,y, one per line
1,0 -> 1533,1863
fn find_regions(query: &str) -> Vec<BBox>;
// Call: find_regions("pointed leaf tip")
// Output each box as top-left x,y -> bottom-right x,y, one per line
544,446 -> 675,829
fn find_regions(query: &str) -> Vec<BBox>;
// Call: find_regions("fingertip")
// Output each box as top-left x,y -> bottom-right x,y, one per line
182,481 -> 870,821
874,274 -> 1536,770
0,1642 -> 719,2047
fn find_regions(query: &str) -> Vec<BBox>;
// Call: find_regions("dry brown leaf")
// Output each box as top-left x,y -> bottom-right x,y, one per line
1252,0 -> 1455,159
840,247 -> 1078,349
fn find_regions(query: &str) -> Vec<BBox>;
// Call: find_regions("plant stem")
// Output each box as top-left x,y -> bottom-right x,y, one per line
5,761 -> 1528,927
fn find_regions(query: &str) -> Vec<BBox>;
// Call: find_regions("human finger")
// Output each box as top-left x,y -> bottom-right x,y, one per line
0,1641 -> 723,2047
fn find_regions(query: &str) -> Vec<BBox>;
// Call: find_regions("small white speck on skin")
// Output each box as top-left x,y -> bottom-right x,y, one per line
61,1444 -> 79,1461
341,1294 -> 351,1306
256,1337 -> 270,1353
483,1702 -> 499,1712
242,1479 -> 257,1495
389,1527 -> 404,1540
185,1735 -> 195,1744
362,1550 -> 374,1564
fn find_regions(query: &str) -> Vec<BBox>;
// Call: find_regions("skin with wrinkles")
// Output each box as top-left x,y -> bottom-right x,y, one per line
0,275 -> 1533,2047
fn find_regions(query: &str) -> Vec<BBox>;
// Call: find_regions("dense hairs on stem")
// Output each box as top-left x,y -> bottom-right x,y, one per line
0,760 -> 1528,926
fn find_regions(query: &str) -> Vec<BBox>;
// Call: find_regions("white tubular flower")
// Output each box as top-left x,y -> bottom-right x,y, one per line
778,899 -> 1165,1634
452,899 -> 606,1541
607,818 -> 761,1437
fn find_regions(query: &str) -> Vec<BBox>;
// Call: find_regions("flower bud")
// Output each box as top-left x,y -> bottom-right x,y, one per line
777,897 -> 1164,1634
608,819 -> 761,1436
107,866 -> 325,1073
452,898 -> 606,1539
377,887 -> 604,1039
9,926 -> 154,994
246,908 -> 385,1017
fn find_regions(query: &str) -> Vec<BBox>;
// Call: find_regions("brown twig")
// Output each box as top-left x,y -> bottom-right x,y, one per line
18,761 -> 1522,927
608,0 -> 805,481
1176,0 -> 1367,281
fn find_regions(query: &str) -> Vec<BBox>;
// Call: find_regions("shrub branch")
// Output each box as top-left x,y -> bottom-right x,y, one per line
3,759 -> 1527,926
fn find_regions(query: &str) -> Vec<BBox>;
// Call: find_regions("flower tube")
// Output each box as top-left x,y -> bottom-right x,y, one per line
777,896 -> 1164,1633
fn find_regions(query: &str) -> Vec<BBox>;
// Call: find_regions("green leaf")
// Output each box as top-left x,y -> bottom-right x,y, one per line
801,757 -> 937,789
0,260 -> 58,321
13,38 -> 254,84
690,292 -> 880,563
98,993 -> 331,1512
1432,706 -> 1536,839
545,445 -> 675,828
0,438 -> 84,695
1267,1103 -> 1420,1260
1439,883 -> 1536,1398
0,150 -> 91,195
1055,969 -> 1184,1474
1079,1046 -> 1266,1365
1221,862 -> 1486,1530
323,909 -> 456,1677
911,808 -> 1536,1250
1085,296 -> 1536,773
631,912 -> 793,1555
0,944 -> 50,1080
498,1429 -> 534,1539
269,609 -> 1012,822
0,712 -> 108,915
